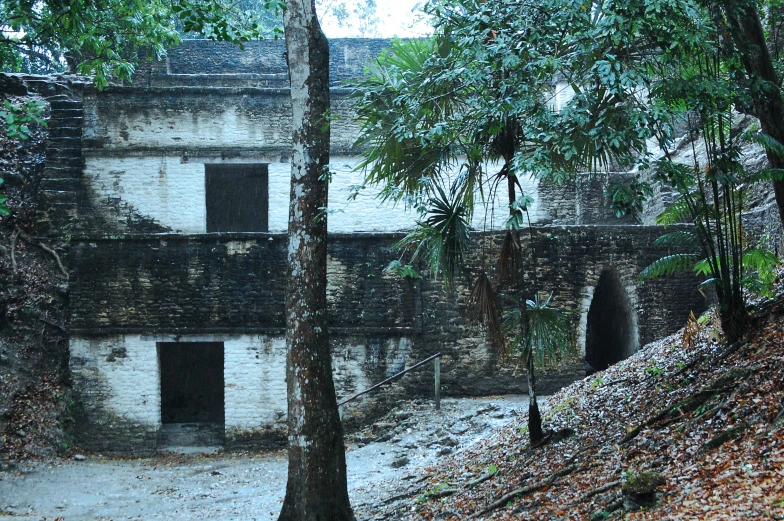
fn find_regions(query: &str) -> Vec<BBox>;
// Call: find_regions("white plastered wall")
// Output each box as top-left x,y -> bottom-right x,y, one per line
71,334 -> 408,437
70,335 -> 161,428
84,155 -> 545,233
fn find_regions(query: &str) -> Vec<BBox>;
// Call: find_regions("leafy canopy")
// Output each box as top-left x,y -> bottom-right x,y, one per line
0,0 -> 276,88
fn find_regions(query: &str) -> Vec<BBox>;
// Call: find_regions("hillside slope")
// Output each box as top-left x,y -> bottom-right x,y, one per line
0,90 -> 71,465
402,285 -> 784,520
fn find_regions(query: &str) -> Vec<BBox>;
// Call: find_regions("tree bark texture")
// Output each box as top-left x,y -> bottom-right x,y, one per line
278,1 -> 354,519
721,0 -> 784,227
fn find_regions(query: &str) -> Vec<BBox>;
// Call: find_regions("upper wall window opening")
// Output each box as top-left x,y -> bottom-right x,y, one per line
205,163 -> 269,232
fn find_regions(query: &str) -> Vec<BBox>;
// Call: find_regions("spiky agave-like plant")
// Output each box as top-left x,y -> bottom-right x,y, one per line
505,294 -> 575,442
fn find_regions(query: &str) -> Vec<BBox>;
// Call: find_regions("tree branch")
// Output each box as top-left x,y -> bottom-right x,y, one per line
467,464 -> 579,519
15,228 -> 69,280
10,230 -> 19,276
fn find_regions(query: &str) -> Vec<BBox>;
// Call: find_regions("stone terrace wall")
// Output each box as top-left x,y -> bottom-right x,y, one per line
132,39 -> 396,88
70,227 -> 705,377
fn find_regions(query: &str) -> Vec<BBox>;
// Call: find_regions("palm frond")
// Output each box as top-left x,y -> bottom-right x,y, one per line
467,272 -> 506,357
743,129 -> 784,159
653,161 -> 697,191
496,230 -> 520,281
351,38 -> 467,205
693,257 -> 714,276
742,248 -> 778,272
638,253 -> 699,280
652,230 -> 699,249
743,168 -> 784,184
504,295 -> 575,366
393,184 -> 471,286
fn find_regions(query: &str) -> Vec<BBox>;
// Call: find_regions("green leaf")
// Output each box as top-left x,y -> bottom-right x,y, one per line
652,231 -> 699,248
638,253 -> 698,280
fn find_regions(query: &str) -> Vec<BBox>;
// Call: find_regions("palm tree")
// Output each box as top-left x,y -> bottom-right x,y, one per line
353,38 -> 577,443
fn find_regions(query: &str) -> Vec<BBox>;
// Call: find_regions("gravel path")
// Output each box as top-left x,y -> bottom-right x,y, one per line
0,395 -> 533,521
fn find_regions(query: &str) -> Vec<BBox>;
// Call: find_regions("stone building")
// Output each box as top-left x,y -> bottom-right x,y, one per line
22,39 -> 706,453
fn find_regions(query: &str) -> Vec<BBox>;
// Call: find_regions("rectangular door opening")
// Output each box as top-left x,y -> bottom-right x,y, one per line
158,342 -> 224,447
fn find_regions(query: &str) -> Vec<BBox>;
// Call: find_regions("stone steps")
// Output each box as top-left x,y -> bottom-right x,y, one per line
46,156 -> 84,169
48,116 -> 83,128
46,147 -> 82,160
39,178 -> 81,191
49,108 -> 82,119
43,166 -> 83,179
158,423 -> 224,448
48,126 -> 82,139
49,99 -> 82,111
39,189 -> 77,203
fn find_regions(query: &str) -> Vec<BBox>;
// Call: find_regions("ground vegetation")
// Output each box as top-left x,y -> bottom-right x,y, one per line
390,277 -> 784,520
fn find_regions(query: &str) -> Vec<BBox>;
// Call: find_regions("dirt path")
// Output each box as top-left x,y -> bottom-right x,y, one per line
0,395 -> 531,520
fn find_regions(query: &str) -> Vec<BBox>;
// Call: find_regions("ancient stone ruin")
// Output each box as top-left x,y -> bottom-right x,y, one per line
17,39 -> 707,453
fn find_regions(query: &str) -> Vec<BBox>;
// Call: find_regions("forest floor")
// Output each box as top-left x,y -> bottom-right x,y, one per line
0,395 -> 530,520
3,279 -> 784,521
375,284 -> 784,520
0,91 -> 71,466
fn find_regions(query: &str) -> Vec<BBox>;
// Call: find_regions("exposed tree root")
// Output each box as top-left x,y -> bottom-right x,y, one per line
466,469 -> 498,488
574,480 -> 622,505
698,422 -> 749,455
15,227 -> 68,280
772,402 -> 784,430
36,314 -> 67,333
467,464 -> 580,519
10,229 -> 18,275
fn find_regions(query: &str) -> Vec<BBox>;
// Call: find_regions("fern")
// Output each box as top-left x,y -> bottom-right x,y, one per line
742,129 -> 784,159
655,198 -> 692,227
653,230 -> 699,248
638,253 -> 698,280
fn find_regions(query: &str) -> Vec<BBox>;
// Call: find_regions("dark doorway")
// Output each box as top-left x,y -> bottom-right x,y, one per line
205,163 -> 269,232
159,342 -> 224,424
585,270 -> 637,374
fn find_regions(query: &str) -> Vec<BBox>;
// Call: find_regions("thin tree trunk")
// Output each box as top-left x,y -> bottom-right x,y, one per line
507,173 -> 544,444
721,0 -> 784,227
278,1 -> 354,519
526,352 -> 544,443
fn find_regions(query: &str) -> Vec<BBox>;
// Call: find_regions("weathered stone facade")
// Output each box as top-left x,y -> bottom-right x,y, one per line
15,39 -> 712,454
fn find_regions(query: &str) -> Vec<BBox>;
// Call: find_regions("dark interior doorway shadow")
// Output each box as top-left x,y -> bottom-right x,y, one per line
158,342 -> 225,448
585,269 -> 637,375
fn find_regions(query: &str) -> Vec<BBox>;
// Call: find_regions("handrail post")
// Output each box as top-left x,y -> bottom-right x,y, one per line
434,356 -> 441,411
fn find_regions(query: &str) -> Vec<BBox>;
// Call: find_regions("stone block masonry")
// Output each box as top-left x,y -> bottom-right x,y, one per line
8,38 -> 711,453
68,226 -> 705,452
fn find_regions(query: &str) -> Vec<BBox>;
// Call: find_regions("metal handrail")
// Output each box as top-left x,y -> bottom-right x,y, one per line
338,352 -> 442,409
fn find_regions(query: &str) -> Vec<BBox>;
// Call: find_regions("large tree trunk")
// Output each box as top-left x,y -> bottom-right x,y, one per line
721,0 -> 784,227
278,1 -> 354,520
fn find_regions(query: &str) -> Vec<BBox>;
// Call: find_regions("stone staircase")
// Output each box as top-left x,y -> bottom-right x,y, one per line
20,76 -> 86,237
38,96 -> 85,236
20,75 -> 168,236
